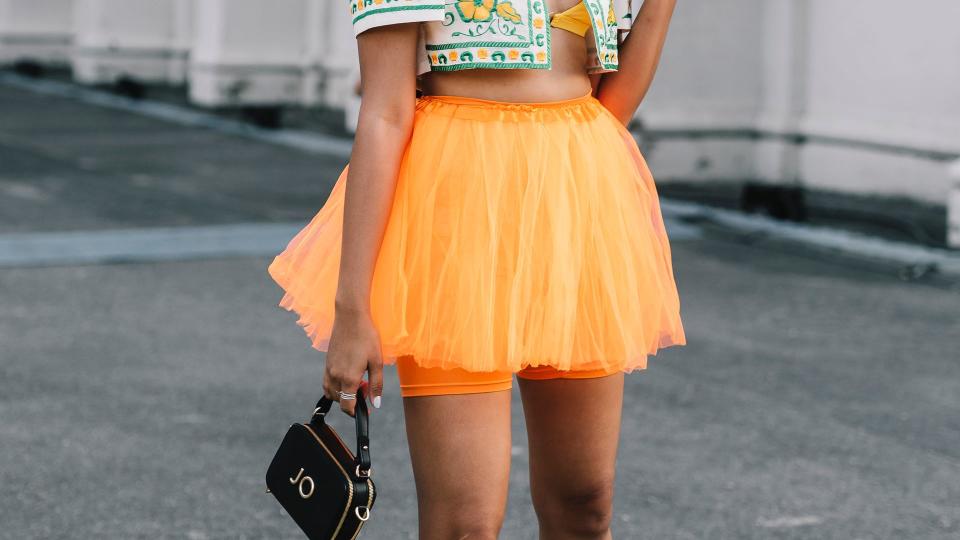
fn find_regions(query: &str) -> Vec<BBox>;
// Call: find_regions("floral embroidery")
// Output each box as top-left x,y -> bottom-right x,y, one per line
455,0 -> 494,22
454,0 -> 522,24
496,2 -> 522,23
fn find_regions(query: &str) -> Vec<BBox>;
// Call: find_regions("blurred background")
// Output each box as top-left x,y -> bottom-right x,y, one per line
1,1 -> 958,539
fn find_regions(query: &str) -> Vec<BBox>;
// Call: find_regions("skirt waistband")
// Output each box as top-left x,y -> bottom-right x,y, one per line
416,91 -> 597,111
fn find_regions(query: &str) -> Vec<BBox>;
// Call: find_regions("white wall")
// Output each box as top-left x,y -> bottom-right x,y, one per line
803,0 -> 960,155
640,0 -> 960,207
303,0 -> 358,108
0,0 -> 73,65
72,0 -> 192,84
189,0 -> 311,107
796,0 -> 960,202
641,0 -> 766,131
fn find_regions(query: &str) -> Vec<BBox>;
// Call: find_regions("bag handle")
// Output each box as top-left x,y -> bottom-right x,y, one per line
311,387 -> 372,477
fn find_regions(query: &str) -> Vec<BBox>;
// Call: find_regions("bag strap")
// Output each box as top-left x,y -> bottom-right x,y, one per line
311,388 -> 372,477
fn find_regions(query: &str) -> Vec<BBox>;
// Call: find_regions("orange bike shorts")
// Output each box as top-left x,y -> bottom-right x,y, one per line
396,355 -> 618,397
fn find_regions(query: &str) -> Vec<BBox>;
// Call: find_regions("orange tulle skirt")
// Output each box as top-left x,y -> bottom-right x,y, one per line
267,91 -> 685,374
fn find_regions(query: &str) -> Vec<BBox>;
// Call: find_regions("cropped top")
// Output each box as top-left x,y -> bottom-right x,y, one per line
347,0 -> 634,75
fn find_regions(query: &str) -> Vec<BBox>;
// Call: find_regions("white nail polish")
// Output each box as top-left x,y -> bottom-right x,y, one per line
373,396 -> 381,409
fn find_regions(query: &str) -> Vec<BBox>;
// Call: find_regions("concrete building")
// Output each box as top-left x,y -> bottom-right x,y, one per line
72,0 -> 192,85
640,0 -> 959,220
2,0 -> 958,245
0,0 -> 73,66
190,0 -> 308,108
189,0 -> 358,110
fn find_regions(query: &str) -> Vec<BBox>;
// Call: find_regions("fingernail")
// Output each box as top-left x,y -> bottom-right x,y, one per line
373,396 -> 381,409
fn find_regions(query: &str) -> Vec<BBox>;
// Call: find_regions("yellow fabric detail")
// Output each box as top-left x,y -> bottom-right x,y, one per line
549,1 -> 591,37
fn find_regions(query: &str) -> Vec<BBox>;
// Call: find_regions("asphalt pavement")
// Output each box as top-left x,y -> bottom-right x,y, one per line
1,79 -> 959,540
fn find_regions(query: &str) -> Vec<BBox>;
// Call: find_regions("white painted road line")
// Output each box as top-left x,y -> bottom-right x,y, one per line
0,219 -> 697,268
661,200 -> 960,275
0,223 -> 304,268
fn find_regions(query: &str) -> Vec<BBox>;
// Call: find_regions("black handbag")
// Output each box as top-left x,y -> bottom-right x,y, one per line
266,387 -> 377,539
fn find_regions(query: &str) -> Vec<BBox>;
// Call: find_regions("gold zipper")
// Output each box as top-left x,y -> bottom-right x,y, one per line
322,419 -> 373,539
303,424 -> 353,539
348,479 -> 375,540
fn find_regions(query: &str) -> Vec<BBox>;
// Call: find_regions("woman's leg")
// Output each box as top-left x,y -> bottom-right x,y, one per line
403,390 -> 513,540
517,373 -> 625,540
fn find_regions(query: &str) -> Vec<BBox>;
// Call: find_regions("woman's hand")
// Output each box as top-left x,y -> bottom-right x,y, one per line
323,304 -> 384,417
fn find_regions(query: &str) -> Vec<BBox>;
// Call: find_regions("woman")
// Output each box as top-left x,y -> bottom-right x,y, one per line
268,0 -> 683,537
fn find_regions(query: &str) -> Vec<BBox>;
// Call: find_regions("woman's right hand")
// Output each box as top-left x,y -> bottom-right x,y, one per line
323,305 -> 384,417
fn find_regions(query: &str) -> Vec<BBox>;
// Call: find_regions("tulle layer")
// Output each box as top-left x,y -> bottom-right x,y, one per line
268,92 -> 685,373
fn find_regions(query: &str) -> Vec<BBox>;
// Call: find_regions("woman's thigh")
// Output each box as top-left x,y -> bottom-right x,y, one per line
402,389 -> 513,539
517,373 -> 625,531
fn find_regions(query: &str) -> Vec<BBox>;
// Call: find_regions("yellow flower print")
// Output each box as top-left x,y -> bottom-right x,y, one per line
607,0 -> 616,25
496,2 -> 522,23
456,0 -> 495,22
478,48 -> 489,59
508,49 -> 520,60
449,51 -> 459,61
533,17 -> 544,29
374,0 -> 384,5
536,51 -> 546,62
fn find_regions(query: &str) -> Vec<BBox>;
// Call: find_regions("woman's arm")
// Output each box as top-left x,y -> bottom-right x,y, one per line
325,23 -> 421,416
596,0 -> 677,125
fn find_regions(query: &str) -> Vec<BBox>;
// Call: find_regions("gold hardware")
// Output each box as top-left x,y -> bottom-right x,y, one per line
354,506 -> 370,521
356,465 -> 372,478
303,424 -> 354,535
264,487 -> 271,493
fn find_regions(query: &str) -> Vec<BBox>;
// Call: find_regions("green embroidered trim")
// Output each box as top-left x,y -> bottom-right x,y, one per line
429,61 -> 551,71
352,3 -> 445,24
542,0 -> 551,68
426,41 -> 532,50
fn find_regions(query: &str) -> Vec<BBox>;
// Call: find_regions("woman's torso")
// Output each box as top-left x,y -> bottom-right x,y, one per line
419,0 -> 595,103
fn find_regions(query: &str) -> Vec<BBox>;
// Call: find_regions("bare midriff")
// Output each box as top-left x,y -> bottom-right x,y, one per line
418,1 -> 594,103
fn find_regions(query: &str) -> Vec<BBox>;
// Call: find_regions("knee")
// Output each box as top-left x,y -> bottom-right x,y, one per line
421,505 -> 504,540
535,478 -> 615,537
449,521 -> 501,540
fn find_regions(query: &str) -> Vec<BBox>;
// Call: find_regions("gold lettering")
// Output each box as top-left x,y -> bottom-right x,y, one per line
289,467 -> 305,484
298,475 -> 315,499
288,467 -> 315,499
